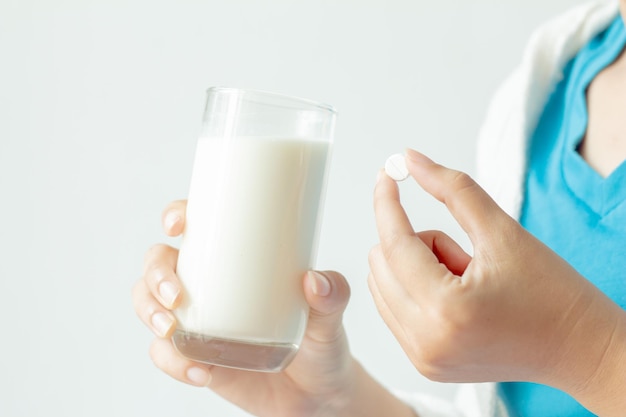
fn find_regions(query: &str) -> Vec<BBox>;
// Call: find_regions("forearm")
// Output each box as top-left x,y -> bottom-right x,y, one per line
338,359 -> 418,417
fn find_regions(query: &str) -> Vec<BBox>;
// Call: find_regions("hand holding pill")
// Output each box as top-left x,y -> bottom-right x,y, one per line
369,149 -> 626,412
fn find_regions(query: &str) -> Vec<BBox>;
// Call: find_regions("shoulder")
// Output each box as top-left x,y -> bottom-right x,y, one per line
475,0 -> 619,219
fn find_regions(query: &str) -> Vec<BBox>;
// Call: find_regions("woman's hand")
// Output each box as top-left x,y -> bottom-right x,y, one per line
132,201 -> 415,417
368,149 -> 626,416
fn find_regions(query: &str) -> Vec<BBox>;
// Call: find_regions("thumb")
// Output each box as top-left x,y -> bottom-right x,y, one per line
404,149 -> 512,241
303,270 -> 351,342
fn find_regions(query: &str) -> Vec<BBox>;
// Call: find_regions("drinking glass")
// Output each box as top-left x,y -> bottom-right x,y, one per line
172,87 -> 336,372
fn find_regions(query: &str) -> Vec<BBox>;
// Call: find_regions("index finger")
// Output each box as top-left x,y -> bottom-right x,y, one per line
162,199 -> 187,236
404,149 -> 511,241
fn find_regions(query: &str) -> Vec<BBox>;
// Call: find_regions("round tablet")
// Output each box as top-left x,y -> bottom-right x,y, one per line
385,153 -> 409,181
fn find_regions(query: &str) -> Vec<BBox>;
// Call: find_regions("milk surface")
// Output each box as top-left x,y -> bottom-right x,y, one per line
175,136 -> 331,344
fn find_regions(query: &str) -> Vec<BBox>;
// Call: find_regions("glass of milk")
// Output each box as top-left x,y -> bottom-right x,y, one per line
172,87 -> 336,372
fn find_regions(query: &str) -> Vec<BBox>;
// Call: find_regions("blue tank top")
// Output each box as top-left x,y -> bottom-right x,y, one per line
498,16 -> 626,417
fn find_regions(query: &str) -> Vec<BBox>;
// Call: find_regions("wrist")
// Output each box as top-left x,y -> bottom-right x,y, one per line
574,314 -> 626,416
336,359 -> 417,417
548,293 -> 626,416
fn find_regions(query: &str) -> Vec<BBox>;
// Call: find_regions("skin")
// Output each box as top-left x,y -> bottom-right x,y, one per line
579,12 -> 626,177
133,5 -> 626,415
369,150 -> 626,416
133,149 -> 626,416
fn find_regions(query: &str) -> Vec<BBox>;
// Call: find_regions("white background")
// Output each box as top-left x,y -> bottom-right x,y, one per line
0,0 -> 585,416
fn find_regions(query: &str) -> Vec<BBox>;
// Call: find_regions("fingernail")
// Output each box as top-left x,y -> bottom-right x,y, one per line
164,211 -> 181,231
151,312 -> 174,337
159,281 -> 179,307
310,271 -> 331,297
405,148 -> 433,165
187,366 -> 212,386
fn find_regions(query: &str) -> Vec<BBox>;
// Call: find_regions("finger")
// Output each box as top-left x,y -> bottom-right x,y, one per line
367,245 -> 412,328
367,244 -> 418,315
367,246 -> 422,354
367,272 -> 412,351
416,230 -> 472,276
162,200 -> 187,237
149,338 -> 213,387
143,244 -> 182,309
302,270 -> 351,343
374,169 -> 452,298
132,279 -> 177,338
405,149 -> 510,241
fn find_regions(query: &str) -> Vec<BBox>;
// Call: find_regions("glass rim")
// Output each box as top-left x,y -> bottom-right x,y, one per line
206,86 -> 337,115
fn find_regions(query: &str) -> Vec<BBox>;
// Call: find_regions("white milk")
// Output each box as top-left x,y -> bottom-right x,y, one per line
175,136 -> 332,345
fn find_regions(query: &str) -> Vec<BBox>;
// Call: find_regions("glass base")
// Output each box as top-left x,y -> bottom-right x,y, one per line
171,329 -> 299,373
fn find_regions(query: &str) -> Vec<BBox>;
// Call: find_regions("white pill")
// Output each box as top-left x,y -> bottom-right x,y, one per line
385,153 -> 409,181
